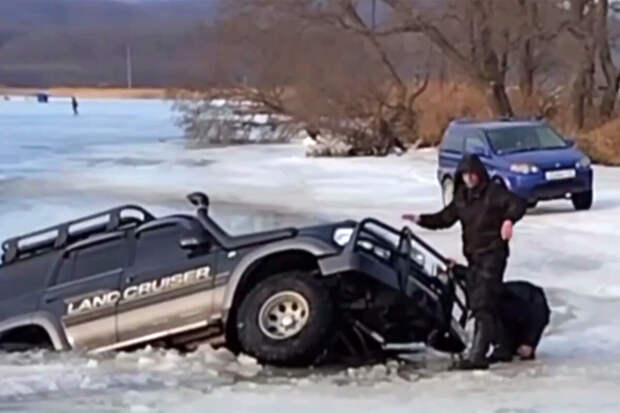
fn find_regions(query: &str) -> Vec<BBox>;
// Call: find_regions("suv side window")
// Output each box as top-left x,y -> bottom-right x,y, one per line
58,238 -> 128,284
133,224 -> 189,271
464,135 -> 488,153
441,127 -> 463,153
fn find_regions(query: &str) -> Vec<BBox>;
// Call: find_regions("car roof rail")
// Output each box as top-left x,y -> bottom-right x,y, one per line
450,118 -> 476,124
497,115 -> 546,122
1,205 -> 155,265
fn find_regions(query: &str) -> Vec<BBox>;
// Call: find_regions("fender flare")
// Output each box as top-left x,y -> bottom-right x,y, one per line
0,312 -> 70,351
221,237 -> 338,312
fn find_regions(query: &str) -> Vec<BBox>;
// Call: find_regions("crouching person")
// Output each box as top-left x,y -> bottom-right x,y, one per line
452,265 -> 550,363
490,280 -> 551,362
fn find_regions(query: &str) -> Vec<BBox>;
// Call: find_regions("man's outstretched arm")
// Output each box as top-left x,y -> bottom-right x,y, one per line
403,202 -> 458,230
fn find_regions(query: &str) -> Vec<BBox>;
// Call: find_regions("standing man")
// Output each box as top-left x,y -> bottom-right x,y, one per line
71,96 -> 79,116
403,154 -> 527,370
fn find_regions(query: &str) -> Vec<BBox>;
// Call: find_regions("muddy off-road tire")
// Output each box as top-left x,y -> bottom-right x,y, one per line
235,271 -> 334,366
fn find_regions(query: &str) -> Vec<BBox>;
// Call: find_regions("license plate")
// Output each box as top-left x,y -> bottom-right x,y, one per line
545,169 -> 576,181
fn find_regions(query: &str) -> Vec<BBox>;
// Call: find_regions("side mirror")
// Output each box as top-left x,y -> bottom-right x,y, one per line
470,144 -> 490,158
180,236 -> 209,250
564,138 -> 576,147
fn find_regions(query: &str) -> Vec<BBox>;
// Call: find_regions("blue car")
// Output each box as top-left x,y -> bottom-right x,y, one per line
437,118 -> 593,210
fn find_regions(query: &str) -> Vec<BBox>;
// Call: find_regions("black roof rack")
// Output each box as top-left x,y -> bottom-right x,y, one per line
1,205 -> 155,265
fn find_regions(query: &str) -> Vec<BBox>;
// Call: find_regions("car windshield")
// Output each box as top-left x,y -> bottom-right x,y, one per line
486,125 -> 568,154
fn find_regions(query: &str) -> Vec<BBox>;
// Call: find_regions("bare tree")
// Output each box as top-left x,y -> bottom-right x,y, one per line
597,0 -> 620,118
511,0 -> 567,99
561,0 -> 598,129
172,11 -> 432,155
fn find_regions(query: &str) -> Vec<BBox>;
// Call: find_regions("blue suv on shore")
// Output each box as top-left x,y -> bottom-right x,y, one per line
437,118 -> 593,210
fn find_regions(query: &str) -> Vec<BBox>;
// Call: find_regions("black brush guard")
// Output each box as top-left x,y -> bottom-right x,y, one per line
322,218 -> 469,353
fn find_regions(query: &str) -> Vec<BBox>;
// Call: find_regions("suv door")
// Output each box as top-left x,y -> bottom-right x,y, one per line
40,232 -> 129,350
438,126 -> 464,180
116,221 -> 217,344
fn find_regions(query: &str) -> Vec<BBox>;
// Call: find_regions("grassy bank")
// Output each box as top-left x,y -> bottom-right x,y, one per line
0,86 -> 167,99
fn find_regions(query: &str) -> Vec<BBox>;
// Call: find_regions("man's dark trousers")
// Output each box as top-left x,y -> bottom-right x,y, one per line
466,249 -> 508,361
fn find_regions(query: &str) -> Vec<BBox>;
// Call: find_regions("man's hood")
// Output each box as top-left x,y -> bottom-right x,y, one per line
456,154 -> 490,183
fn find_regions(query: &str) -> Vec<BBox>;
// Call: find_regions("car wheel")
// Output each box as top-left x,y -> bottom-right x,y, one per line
442,178 -> 454,206
235,271 -> 334,366
572,190 -> 593,210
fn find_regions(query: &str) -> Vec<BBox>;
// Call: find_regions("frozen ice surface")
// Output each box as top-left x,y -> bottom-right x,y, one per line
1,99 -> 620,412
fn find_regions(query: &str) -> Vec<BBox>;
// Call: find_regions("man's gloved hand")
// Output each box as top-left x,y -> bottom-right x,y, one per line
402,214 -> 419,224
501,219 -> 513,241
450,262 -> 468,282
446,258 -> 459,268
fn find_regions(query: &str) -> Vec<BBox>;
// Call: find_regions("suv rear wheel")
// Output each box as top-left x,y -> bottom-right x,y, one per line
572,190 -> 593,210
235,271 -> 334,366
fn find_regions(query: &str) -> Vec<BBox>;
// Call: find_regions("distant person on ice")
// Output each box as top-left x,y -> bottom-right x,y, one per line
71,96 -> 79,116
402,154 -> 527,370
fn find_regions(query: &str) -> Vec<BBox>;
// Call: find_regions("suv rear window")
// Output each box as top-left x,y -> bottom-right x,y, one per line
441,128 -> 463,152
58,238 -> 128,284
486,125 -> 568,154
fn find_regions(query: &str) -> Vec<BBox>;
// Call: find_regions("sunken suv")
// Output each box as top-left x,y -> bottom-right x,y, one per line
438,118 -> 593,210
0,192 -> 468,366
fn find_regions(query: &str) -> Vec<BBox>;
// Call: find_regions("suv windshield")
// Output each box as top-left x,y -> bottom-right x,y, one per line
486,125 -> 568,154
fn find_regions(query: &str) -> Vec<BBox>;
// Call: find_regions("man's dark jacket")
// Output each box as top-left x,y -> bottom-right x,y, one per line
419,155 -> 527,257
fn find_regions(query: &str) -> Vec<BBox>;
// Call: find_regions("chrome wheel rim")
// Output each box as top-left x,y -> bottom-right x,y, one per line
258,291 -> 310,340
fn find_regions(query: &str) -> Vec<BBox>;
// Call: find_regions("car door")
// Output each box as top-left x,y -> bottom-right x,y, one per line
116,220 -> 217,344
438,127 -> 464,180
40,232 -> 128,350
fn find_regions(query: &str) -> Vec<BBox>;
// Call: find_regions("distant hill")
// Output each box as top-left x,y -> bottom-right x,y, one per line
0,0 -> 218,27
0,0 -> 220,87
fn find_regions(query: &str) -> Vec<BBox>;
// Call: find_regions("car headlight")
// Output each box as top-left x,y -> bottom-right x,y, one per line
373,246 -> 391,260
333,227 -> 354,247
576,156 -> 591,168
510,163 -> 540,174
411,246 -> 425,266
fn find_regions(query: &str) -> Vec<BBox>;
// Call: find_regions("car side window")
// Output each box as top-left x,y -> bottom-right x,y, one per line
133,225 -> 189,271
58,238 -> 128,284
56,253 -> 76,285
441,128 -> 464,153
464,135 -> 488,153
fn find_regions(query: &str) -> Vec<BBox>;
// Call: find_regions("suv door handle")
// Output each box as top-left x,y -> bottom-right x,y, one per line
125,276 -> 134,284
44,296 -> 60,304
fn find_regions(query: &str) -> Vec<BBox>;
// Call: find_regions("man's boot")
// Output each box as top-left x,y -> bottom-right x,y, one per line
488,319 -> 513,364
455,319 -> 492,370
488,346 -> 513,363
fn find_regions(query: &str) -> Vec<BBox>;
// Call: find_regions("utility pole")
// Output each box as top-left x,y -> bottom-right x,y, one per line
372,0 -> 376,30
126,44 -> 133,89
